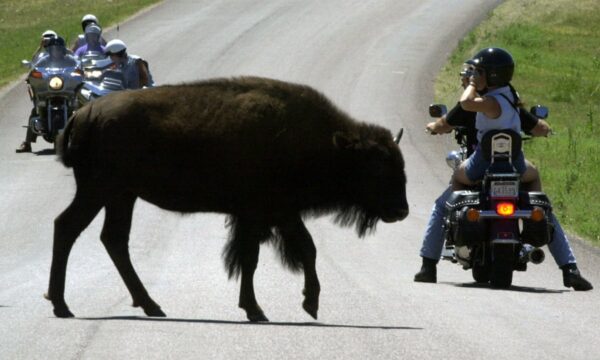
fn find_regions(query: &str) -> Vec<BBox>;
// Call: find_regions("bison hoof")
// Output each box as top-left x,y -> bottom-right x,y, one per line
302,300 -> 319,320
53,306 -> 75,318
144,306 -> 166,317
247,312 -> 269,322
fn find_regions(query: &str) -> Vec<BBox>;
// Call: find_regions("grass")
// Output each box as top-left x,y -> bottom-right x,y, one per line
0,0 -> 161,88
435,0 -> 600,244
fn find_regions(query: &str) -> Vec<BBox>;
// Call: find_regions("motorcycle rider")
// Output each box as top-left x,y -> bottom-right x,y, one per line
31,30 -> 58,63
414,50 -> 592,291
74,24 -> 105,57
71,14 -> 107,52
105,39 -> 154,89
16,37 -> 74,153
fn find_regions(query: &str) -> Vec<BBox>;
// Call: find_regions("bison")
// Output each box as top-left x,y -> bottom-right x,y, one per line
46,76 -> 408,321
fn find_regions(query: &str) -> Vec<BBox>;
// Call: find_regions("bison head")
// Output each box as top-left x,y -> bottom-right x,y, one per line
333,127 -> 409,236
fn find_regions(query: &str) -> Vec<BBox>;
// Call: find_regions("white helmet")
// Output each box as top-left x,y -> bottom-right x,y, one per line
82,14 -> 99,24
42,30 -> 57,39
105,39 -> 127,55
81,14 -> 99,30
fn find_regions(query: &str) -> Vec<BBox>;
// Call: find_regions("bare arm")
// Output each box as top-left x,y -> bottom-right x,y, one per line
136,60 -> 150,87
426,116 -> 454,135
459,72 -> 501,119
459,85 -> 501,119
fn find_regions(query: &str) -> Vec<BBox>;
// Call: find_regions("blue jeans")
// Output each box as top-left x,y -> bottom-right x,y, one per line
419,185 -> 576,266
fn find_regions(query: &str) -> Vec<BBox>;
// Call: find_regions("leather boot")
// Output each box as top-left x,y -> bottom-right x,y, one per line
561,263 -> 593,291
414,257 -> 438,283
15,141 -> 32,153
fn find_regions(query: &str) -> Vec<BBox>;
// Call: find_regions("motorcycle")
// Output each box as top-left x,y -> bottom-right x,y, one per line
76,50 -> 125,106
430,103 -> 554,288
21,45 -> 82,149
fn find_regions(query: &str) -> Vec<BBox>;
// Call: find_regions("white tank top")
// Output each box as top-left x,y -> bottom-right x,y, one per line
475,86 -> 521,142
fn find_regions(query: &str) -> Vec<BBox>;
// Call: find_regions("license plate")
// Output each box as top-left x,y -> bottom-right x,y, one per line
491,181 -> 518,198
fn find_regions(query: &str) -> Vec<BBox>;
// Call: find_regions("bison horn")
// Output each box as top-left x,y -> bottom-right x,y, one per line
394,128 -> 404,144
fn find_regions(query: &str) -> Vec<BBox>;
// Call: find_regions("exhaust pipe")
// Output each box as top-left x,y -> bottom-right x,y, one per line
519,244 -> 545,265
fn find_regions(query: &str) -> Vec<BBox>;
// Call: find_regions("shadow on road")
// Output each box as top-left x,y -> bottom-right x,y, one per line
439,281 -> 569,294
34,149 -> 56,156
77,316 -> 422,330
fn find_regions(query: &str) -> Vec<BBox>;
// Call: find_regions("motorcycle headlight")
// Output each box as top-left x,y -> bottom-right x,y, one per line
49,76 -> 63,90
446,150 -> 463,170
84,70 -> 103,79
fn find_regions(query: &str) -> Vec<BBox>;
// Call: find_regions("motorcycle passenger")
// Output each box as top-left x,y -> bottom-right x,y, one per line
74,24 -> 106,57
105,39 -> 154,89
453,48 -> 540,192
414,52 -> 593,291
71,14 -> 107,52
16,37 -> 76,153
31,30 -> 58,63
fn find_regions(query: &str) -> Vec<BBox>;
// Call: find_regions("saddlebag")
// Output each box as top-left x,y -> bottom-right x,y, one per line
445,191 -> 486,247
519,192 -> 553,247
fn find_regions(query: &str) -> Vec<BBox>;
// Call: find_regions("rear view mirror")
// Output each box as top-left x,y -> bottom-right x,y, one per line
21,60 -> 32,68
429,104 -> 447,118
530,105 -> 549,119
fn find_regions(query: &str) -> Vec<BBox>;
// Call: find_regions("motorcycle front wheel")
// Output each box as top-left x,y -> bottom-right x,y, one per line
472,262 -> 491,283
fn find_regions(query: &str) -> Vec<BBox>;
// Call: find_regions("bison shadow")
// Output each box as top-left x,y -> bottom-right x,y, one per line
439,281 -> 568,293
76,316 -> 422,330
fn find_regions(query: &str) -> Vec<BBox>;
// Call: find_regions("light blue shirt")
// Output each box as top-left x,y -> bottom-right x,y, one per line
475,86 -> 521,142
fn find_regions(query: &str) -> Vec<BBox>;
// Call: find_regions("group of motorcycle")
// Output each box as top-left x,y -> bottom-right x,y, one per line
21,49 -> 125,150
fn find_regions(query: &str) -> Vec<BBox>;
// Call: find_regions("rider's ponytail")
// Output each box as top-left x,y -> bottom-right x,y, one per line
508,83 -> 525,108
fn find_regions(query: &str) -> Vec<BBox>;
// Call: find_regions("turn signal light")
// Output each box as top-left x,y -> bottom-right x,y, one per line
531,207 -> 545,222
496,202 -> 515,216
466,208 -> 480,222
31,70 -> 43,79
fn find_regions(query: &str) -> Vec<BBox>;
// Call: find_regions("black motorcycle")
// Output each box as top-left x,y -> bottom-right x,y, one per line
431,104 -> 554,288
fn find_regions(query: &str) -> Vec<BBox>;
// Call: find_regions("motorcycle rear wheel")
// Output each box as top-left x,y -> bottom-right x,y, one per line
490,246 -> 514,289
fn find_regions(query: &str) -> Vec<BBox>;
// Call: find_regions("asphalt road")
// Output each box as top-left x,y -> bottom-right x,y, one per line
1,1 -> 598,359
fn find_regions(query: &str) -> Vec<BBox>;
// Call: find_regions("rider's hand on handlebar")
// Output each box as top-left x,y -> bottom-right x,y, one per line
426,122 -> 439,135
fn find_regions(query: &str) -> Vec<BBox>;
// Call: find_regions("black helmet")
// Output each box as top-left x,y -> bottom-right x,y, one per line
466,47 -> 514,87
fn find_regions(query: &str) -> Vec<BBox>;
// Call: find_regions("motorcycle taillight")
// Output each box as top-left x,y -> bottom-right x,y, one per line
496,202 -> 515,216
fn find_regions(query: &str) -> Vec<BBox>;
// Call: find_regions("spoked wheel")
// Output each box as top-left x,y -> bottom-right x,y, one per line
490,245 -> 514,289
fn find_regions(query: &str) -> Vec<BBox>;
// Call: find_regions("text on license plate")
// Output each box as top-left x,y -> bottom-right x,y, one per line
491,181 -> 518,198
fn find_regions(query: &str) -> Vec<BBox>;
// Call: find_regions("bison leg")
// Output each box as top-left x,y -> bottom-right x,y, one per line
276,216 -> 320,320
46,190 -> 104,318
225,217 -> 270,322
100,193 -> 165,317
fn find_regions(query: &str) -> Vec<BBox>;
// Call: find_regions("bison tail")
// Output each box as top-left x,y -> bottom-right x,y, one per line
272,228 -> 304,273
55,112 -> 75,167
56,103 -> 93,168
222,216 -> 274,279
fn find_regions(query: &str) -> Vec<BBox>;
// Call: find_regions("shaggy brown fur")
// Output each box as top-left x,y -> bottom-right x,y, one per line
48,76 -> 408,321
